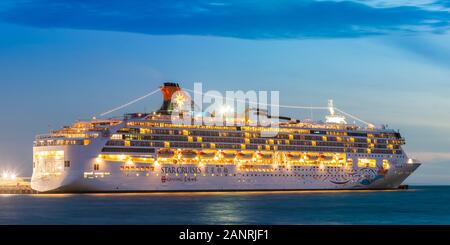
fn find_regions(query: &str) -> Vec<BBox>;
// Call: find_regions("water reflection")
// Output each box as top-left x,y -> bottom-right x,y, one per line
0,186 -> 444,225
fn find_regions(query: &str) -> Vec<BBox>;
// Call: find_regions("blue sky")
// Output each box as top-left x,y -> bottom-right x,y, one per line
0,0 -> 450,184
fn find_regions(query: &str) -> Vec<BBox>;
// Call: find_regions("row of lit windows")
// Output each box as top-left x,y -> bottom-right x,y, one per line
118,165 -> 349,173
34,139 -> 90,147
113,135 -> 400,150
120,166 -> 155,171
104,140 -> 401,155
121,172 -> 356,178
124,122 -> 403,140
119,127 -> 402,143
101,147 -> 155,153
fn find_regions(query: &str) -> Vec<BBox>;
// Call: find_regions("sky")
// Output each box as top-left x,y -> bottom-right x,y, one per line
0,0 -> 449,184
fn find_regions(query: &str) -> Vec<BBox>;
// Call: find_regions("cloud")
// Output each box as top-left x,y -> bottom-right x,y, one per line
328,0 -> 443,10
409,151 -> 450,162
382,33 -> 450,69
0,0 -> 449,39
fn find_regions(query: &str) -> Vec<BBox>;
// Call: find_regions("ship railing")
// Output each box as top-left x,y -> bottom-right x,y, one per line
36,132 -> 99,140
35,134 -> 63,140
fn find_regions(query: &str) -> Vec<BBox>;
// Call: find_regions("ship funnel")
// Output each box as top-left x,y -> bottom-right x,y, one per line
157,82 -> 191,115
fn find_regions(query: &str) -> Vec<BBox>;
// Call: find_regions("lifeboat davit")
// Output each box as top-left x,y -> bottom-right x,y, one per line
198,151 -> 216,159
181,150 -> 197,159
158,149 -> 175,158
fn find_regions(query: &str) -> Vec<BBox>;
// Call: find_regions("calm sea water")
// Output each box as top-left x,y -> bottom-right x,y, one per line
1,186 -> 449,224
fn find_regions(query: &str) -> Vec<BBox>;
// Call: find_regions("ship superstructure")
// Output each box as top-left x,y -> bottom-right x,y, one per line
31,83 -> 420,192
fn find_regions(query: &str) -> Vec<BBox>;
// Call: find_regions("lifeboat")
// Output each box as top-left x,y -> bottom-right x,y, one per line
181,150 -> 197,159
157,149 -> 175,158
308,155 -> 319,161
286,153 -> 301,160
319,155 -> 333,161
257,152 -> 273,159
198,151 -> 216,159
237,152 -> 253,160
221,151 -> 236,159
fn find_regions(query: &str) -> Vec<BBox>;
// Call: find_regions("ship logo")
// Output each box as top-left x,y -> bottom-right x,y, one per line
161,176 -> 167,183
357,168 -> 386,186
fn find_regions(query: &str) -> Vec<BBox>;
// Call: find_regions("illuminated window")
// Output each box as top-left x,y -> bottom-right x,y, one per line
346,159 -> 353,167
383,159 -> 390,169
357,158 -> 376,168
111,134 -> 122,140
140,128 -> 151,134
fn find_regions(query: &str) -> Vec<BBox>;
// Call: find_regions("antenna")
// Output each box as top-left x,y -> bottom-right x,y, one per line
328,99 -> 335,116
325,99 -> 346,124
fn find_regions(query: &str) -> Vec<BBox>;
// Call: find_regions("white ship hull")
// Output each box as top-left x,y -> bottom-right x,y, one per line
31,145 -> 420,193
32,163 -> 420,193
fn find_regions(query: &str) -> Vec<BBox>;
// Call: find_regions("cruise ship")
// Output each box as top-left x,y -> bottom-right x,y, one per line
31,83 -> 420,192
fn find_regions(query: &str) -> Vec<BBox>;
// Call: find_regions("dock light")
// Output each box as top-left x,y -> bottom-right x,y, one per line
1,171 -> 18,181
